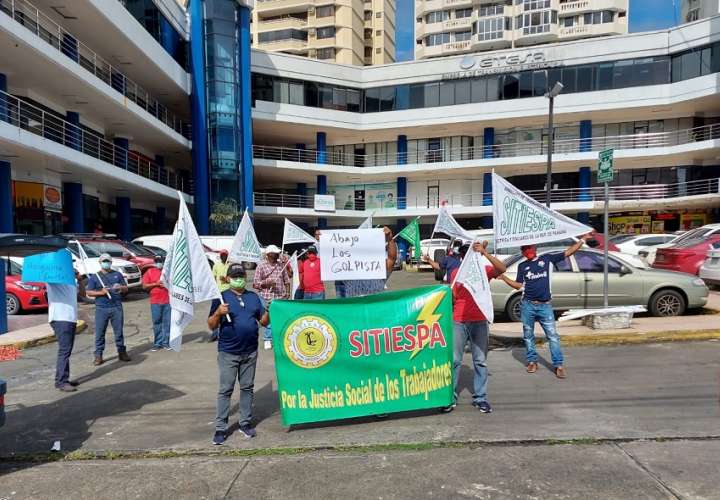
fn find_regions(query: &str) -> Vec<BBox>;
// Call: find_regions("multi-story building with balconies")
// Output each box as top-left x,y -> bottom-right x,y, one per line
682,0 -> 719,23
251,0 -> 395,65
415,0 -> 629,60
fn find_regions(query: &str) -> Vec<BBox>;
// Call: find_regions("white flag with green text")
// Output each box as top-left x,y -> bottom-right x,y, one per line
282,218 -> 316,247
229,209 -> 262,263
433,207 -> 475,241
453,248 -> 494,323
492,173 -> 591,249
162,193 -> 221,351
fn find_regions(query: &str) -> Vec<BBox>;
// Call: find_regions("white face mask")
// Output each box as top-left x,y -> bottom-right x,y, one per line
155,263 -> 163,269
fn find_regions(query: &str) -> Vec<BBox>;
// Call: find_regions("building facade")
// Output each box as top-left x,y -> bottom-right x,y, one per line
251,0 -> 395,65
415,0 -> 629,60
682,0 -> 720,23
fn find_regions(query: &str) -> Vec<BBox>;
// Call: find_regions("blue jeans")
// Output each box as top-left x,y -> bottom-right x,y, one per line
150,303 -> 171,348
51,321 -> 76,387
452,321 -> 489,404
216,350 -> 258,430
303,291 -> 325,300
94,305 -> 126,357
334,281 -> 346,298
263,299 -> 272,341
520,300 -> 564,367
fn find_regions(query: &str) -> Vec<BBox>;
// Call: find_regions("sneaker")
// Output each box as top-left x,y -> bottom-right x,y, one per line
474,401 -> 493,413
68,380 -> 79,387
163,346 -> 173,351
118,352 -> 131,362
238,425 -> 257,438
526,362 -> 538,373
440,403 -> 456,413
212,431 -> 226,445
150,347 -> 159,352
264,340 -> 272,350
56,383 -> 77,392
93,356 -> 103,366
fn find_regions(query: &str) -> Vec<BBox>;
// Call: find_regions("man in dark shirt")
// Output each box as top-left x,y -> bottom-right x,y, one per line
422,239 -> 463,283
501,235 -> 590,378
86,253 -> 130,365
208,264 -> 269,445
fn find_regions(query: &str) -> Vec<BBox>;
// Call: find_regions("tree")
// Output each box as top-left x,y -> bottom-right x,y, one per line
209,197 -> 240,234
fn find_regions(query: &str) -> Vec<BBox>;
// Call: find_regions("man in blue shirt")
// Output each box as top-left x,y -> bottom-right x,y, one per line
423,238 -> 463,283
86,253 -> 130,365
501,235 -> 590,378
208,264 -> 269,445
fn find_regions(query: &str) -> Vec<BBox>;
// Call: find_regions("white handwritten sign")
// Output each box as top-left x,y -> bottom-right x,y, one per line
319,228 -> 386,281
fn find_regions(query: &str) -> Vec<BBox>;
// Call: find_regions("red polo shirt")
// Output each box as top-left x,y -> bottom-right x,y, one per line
300,257 -> 324,293
449,266 -> 497,322
142,267 -> 169,305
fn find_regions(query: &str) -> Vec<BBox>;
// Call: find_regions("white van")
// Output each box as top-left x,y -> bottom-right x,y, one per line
199,236 -> 235,252
132,235 -> 222,265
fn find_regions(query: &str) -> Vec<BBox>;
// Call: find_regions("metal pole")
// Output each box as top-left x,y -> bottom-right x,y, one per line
603,181 -> 609,308
545,96 -> 554,207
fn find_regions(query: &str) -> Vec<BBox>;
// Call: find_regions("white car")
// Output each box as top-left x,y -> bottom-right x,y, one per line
66,241 -> 142,290
699,242 -> 720,287
133,234 -> 220,265
415,238 -> 451,269
611,234 -> 677,256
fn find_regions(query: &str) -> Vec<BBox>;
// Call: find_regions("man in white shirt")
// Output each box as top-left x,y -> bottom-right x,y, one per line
47,270 -> 83,392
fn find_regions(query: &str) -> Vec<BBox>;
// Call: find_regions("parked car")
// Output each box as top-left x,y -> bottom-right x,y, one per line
415,238 -> 451,270
644,225 -> 720,266
66,241 -> 142,290
140,245 -> 166,257
612,234 -> 677,256
652,224 -> 720,275
133,235 -> 220,267
699,241 -> 720,287
69,236 -> 156,275
2,257 -> 47,315
490,249 -> 708,322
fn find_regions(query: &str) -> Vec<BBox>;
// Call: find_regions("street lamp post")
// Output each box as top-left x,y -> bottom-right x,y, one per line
544,82 -> 563,207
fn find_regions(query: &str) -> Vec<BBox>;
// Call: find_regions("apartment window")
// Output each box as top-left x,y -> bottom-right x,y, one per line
376,30 -> 382,36
364,46 -> 372,57
364,10 -> 372,20
316,26 -> 336,39
317,47 -> 335,60
517,10 -> 552,34
426,33 -> 450,46
476,17 -> 505,40
584,11 -> 613,25
257,29 -> 308,43
562,16 -> 574,27
426,11 -> 450,23
686,9 -> 699,22
316,5 -> 334,17
479,4 -> 504,17
364,28 -> 372,39
455,8 -> 472,19
455,31 -> 471,42
376,12 -> 382,17
520,0 -> 550,11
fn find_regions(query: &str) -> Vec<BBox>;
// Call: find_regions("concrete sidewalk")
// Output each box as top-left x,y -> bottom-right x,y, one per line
0,320 -> 87,349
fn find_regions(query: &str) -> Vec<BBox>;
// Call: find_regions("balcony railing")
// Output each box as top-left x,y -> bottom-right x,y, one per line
0,0 -> 190,140
252,123 -> 720,168
0,90 -> 189,193
254,178 -> 720,211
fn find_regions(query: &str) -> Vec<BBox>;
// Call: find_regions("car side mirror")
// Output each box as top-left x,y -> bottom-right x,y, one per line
620,265 -> 631,276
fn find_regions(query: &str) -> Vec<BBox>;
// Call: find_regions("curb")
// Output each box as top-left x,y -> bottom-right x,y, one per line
490,329 -> 720,347
5,320 -> 88,350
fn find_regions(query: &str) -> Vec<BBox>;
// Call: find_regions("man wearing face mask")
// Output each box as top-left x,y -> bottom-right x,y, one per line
142,255 -> 170,351
252,245 -> 290,350
422,238 -> 464,283
501,235 -> 590,378
86,253 -> 130,365
208,264 -> 269,444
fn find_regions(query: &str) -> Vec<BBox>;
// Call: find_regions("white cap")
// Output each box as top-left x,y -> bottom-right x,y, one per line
265,244 -> 281,255
99,253 -> 112,262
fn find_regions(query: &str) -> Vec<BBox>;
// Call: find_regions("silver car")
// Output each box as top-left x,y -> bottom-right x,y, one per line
492,249 -> 709,322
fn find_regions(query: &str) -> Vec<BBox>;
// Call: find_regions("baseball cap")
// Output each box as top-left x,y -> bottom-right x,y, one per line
220,249 -> 229,256
265,244 -> 281,255
154,255 -> 163,263
227,263 -> 246,278
307,245 -> 318,254
99,253 -> 112,262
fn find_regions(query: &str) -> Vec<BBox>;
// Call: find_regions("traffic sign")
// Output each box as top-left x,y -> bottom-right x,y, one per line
597,148 -> 614,183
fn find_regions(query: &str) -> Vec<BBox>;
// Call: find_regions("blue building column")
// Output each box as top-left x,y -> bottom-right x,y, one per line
296,182 -> 307,196
116,197 -> 132,241
397,176 -> 407,210
316,131 -> 327,164
155,206 -> 167,234
317,174 -> 328,228
577,120 -> 593,223
0,161 -> 13,233
579,119 -> 592,153
483,127 -> 495,159
482,172 -> 492,206
113,137 -> 129,170
238,5 -> 254,212
189,0 -> 210,234
65,111 -> 81,151
397,135 -> 407,165
61,32 -> 79,63
0,73 -> 7,123
63,182 -> 84,233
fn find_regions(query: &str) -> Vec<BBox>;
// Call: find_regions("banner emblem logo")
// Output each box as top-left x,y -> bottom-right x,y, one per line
284,316 -> 337,369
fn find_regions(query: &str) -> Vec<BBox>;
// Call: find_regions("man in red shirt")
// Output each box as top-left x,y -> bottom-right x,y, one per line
300,246 -> 325,299
142,256 -> 171,351
444,241 -> 506,414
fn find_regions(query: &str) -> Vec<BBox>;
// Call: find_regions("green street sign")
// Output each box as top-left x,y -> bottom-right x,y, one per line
598,148 -> 614,183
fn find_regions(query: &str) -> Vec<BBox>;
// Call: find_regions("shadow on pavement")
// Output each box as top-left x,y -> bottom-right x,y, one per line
0,380 -> 185,473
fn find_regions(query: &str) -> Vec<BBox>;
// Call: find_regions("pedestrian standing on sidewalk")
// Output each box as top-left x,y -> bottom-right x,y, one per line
300,246 -> 324,299
499,235 -> 590,378
444,241 -> 506,414
210,250 -> 231,342
142,255 -> 170,351
252,244 -> 290,350
86,253 -> 130,365
208,264 -> 269,444
47,269 -> 84,392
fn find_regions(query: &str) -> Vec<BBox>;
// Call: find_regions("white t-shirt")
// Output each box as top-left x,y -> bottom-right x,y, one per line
47,283 -> 78,323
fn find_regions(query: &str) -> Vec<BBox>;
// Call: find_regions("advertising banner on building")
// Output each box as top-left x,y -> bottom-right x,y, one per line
314,194 -> 336,212
270,285 -> 454,426
43,185 -> 62,212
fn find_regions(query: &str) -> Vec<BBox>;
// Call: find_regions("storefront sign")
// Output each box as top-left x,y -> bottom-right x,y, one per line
314,194 -> 336,212
443,51 -> 562,80
319,228 -> 386,281
609,215 -> 651,234
13,181 -> 43,209
270,285 -> 454,426
43,185 -> 62,212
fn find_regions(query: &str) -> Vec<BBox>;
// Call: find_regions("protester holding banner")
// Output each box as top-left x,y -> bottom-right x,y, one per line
422,239 -> 464,283
299,246 -> 324,299
86,253 -> 130,365
142,255 -> 171,351
252,245 -> 290,349
445,241 -> 506,413
47,269 -> 84,392
500,236 -> 590,378
344,226 -> 398,298
208,264 -> 269,444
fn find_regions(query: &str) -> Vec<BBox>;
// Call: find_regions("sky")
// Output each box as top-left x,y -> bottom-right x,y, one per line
394,0 -> 682,63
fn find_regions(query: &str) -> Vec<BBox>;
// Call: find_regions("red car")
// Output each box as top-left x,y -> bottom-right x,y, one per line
75,237 -> 156,274
3,258 -> 47,315
653,225 -> 720,275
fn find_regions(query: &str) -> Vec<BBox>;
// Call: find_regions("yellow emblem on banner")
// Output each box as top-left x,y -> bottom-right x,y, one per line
284,316 -> 337,369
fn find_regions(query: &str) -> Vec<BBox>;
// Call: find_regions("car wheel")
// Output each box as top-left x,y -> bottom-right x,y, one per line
6,293 -> 21,315
506,294 -> 522,322
649,289 -> 686,317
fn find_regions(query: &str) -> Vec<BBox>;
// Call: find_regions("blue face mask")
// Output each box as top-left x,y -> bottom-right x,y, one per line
101,261 -> 111,270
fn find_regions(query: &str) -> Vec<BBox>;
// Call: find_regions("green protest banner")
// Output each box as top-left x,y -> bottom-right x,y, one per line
270,285 -> 454,426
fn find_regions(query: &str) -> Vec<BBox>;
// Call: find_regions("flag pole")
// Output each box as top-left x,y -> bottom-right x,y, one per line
391,215 -> 422,240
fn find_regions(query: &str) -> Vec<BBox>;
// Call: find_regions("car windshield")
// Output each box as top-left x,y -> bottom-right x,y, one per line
67,242 -> 101,258
673,233 -> 720,249
610,234 -> 636,244
123,242 -> 153,256
82,241 -> 128,257
672,227 -> 711,244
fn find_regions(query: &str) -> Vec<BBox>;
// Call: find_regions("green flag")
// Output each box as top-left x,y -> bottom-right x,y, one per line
270,285 -> 454,426
397,218 -> 421,259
